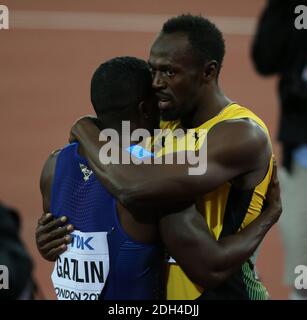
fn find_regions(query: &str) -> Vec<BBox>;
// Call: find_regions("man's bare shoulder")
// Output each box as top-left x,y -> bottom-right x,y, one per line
40,149 -> 61,195
207,118 -> 271,169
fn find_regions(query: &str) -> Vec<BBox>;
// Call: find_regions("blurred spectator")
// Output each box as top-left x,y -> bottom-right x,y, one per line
0,203 -> 35,299
252,0 -> 307,300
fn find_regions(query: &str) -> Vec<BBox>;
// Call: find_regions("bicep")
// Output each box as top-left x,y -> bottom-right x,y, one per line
40,150 -> 60,213
145,146 -> 240,202
127,151 -> 236,205
121,120 -> 268,210
159,206 -> 221,279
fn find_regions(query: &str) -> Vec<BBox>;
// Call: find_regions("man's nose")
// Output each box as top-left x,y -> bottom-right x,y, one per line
152,71 -> 166,90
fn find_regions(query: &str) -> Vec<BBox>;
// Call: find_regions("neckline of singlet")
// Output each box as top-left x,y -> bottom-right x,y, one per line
217,101 -> 236,116
194,101 -> 237,131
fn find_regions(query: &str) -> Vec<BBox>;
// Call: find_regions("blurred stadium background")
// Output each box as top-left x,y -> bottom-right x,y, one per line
0,0 -> 289,299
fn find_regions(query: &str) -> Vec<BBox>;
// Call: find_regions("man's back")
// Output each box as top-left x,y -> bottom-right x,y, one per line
42,142 -> 164,300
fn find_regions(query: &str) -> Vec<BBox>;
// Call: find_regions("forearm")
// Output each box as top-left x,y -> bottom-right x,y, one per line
202,213 -> 275,285
73,119 -> 247,213
160,206 -> 275,288
74,123 -> 205,211
217,209 -> 276,270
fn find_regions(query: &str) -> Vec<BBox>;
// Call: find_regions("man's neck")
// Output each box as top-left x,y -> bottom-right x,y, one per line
181,88 -> 232,128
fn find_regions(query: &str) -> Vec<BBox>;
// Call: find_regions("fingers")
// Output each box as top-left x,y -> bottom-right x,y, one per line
80,115 -> 97,121
37,223 -> 74,247
72,115 -> 97,127
73,115 -> 99,131
38,213 -> 53,226
70,115 -> 94,144
267,160 -> 280,200
271,158 -> 278,185
69,133 -> 77,144
38,216 -> 67,234
40,234 -> 72,254
263,159 -> 282,223
45,244 -> 69,262
48,224 -> 74,242
36,213 -> 74,261
36,213 -> 73,245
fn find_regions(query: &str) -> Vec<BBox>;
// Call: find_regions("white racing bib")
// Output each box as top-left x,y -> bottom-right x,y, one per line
51,230 -> 109,300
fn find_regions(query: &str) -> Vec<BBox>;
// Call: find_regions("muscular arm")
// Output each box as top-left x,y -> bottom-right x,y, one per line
160,165 -> 281,288
160,161 -> 281,288
36,150 -> 73,261
71,117 -> 271,214
40,150 -> 59,213
70,117 -> 279,288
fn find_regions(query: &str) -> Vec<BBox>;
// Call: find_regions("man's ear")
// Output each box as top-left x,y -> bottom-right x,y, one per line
202,60 -> 218,83
138,101 -> 149,119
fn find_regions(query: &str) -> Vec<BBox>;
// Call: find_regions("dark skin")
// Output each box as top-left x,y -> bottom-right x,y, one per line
37,131 -> 281,288
37,101 -> 161,262
74,118 -> 270,214
37,109 -> 281,290
160,163 -> 281,284
149,32 -> 232,127
62,33 -> 277,287
69,32 -> 271,214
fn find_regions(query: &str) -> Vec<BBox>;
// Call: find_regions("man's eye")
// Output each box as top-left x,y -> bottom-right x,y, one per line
166,70 -> 175,77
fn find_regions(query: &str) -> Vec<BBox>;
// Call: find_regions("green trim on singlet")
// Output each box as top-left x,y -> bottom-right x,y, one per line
242,261 -> 269,300
199,185 -> 269,300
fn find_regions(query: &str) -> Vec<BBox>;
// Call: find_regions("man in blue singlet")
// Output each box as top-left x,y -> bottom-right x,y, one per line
37,57 -> 281,300
39,57 -> 164,300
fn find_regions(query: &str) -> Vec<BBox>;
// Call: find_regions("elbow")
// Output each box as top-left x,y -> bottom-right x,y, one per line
198,254 -> 232,289
182,252 -> 227,290
118,180 -> 160,213
194,255 -> 235,289
187,268 -> 225,290
200,271 -> 227,290
118,186 -> 146,213
118,189 -> 137,211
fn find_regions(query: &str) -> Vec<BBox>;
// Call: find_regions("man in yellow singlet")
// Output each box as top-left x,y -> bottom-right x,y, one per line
67,15 -> 278,300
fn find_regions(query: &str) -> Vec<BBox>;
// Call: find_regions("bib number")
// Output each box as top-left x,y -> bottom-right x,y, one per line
51,230 -> 109,300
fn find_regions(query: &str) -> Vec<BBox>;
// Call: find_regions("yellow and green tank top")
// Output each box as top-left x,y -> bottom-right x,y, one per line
159,103 -> 273,300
